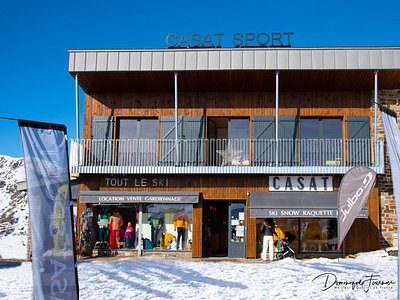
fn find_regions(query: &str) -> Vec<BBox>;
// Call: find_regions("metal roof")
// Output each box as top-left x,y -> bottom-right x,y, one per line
68,47 -> 400,73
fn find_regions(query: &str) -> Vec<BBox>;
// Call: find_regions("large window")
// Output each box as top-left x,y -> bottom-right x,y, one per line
256,218 -> 338,256
300,118 -> 342,166
300,219 -> 337,252
92,204 -> 193,252
118,118 -> 158,165
143,204 -> 193,251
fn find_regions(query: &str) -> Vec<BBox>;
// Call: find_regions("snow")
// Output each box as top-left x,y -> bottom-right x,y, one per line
0,250 -> 397,300
0,155 -> 28,260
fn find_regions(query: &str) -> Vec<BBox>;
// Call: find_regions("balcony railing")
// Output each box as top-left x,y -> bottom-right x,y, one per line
70,138 -> 385,174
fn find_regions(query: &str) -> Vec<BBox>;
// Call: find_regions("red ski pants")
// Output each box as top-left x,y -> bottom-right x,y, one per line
110,230 -> 120,249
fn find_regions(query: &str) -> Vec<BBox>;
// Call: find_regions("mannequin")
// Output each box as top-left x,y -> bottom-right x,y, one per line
109,211 -> 123,249
148,212 -> 163,248
97,208 -> 109,244
173,208 -> 189,250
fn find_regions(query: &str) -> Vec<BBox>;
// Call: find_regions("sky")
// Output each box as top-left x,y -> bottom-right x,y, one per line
1,0 -> 400,158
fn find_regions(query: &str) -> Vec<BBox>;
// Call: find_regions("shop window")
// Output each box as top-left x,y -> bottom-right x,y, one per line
143,204 -> 193,251
300,219 -> 337,252
256,218 -> 338,256
117,118 -> 158,166
300,118 -> 342,166
94,205 -> 138,250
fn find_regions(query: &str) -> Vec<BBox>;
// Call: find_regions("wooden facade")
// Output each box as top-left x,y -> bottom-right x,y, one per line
75,66 -> 381,259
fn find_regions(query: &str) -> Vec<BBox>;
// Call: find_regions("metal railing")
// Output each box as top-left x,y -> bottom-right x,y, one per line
70,138 -> 381,171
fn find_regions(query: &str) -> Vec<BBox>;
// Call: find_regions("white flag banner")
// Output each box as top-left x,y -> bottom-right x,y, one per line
337,166 -> 376,250
380,105 -> 400,300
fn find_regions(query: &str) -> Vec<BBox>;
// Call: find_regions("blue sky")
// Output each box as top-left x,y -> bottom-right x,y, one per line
1,0 -> 399,157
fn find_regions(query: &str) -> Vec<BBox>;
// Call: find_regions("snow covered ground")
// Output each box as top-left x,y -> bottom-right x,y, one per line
0,250 -> 397,300
0,155 -> 28,260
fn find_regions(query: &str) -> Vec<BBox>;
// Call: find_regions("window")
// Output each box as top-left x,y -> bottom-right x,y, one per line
117,118 -> 158,166
256,218 -> 338,256
143,204 -> 193,251
119,119 -> 158,140
207,117 -> 250,166
300,219 -> 337,252
300,118 -> 342,166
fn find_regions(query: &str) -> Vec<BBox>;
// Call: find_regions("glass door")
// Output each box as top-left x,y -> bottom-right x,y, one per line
228,202 -> 246,258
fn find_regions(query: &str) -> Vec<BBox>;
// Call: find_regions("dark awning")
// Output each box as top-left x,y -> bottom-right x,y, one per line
79,191 -> 199,204
249,192 -> 368,218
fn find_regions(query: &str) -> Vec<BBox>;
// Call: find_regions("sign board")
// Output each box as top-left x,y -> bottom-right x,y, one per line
251,208 -> 368,218
80,191 -> 199,204
166,32 -> 294,48
269,176 -> 333,192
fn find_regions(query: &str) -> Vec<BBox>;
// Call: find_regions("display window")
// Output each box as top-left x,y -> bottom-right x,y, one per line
300,219 -> 337,252
92,204 -> 193,252
256,218 -> 338,256
143,204 -> 193,251
93,205 -> 138,250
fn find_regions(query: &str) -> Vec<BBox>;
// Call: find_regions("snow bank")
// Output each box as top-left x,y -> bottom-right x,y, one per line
0,251 -> 397,300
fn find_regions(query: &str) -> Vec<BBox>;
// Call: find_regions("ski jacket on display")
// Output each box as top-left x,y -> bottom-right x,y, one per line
124,225 -> 134,238
109,214 -> 123,230
173,212 -> 189,229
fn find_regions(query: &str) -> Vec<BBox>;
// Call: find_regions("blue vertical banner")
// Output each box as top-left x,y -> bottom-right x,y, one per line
19,120 -> 79,300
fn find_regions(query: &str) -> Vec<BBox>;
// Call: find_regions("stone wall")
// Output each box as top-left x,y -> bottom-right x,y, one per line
372,89 -> 400,248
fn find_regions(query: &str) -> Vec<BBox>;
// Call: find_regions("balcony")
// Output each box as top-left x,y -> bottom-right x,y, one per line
69,139 -> 385,175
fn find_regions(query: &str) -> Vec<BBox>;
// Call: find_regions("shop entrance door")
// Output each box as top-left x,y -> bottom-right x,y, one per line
228,202 -> 246,258
202,201 -> 229,257
202,201 -> 246,258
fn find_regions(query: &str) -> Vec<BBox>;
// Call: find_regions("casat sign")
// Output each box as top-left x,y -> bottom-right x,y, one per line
166,32 -> 294,48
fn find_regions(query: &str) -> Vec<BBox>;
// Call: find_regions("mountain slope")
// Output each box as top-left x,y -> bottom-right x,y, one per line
0,155 -> 28,259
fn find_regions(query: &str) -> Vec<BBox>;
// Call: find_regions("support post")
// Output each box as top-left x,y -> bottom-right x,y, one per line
374,71 -> 378,166
75,74 -> 80,140
275,71 -> 279,165
138,204 -> 143,256
174,72 -> 179,165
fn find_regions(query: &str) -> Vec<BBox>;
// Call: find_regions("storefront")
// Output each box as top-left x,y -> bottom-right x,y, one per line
250,190 -> 368,256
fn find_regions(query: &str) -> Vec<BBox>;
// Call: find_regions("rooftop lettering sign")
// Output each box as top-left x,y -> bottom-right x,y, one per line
166,32 -> 294,48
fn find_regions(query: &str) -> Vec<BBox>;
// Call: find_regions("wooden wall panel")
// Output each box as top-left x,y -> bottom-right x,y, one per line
246,195 -> 257,258
192,200 -> 203,258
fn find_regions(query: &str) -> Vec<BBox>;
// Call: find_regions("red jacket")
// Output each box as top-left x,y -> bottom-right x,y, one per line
109,214 -> 123,230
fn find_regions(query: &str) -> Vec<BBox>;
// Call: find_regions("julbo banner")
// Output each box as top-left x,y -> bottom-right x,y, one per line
337,166 -> 376,250
19,120 -> 79,299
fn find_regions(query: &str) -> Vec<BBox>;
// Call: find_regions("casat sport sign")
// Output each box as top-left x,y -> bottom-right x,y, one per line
166,32 -> 294,48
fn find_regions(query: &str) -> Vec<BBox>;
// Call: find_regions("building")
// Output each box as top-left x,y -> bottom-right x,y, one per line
68,45 -> 400,259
